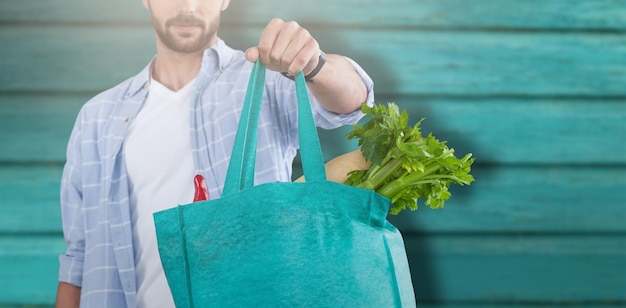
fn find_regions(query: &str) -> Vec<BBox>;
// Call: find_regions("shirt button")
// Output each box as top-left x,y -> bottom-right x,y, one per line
125,118 -> 132,123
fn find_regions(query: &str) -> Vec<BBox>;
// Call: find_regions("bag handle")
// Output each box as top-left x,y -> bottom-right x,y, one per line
222,60 -> 326,196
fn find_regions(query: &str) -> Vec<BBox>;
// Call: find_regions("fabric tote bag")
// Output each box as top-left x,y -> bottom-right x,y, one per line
154,61 -> 416,307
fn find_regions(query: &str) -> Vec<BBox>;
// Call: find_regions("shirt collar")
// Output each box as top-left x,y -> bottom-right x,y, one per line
126,38 -> 235,97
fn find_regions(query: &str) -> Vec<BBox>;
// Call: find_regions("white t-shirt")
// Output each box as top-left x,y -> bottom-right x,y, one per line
124,78 -> 197,308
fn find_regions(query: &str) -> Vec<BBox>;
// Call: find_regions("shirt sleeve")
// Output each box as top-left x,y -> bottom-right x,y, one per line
58,111 -> 86,287
267,56 -> 375,154
308,56 -> 375,130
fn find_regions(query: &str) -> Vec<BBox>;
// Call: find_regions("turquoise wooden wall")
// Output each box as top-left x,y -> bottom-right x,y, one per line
1,0 -> 625,307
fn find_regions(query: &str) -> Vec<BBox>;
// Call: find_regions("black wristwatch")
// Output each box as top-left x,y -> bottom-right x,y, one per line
281,51 -> 327,82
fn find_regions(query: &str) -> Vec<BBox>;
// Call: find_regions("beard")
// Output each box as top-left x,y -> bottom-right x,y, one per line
152,13 -> 218,53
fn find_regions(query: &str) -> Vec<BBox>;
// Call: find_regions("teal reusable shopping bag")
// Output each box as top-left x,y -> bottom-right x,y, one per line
154,61 -> 416,307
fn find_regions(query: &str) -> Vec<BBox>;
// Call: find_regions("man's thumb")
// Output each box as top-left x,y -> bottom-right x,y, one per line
245,47 -> 259,63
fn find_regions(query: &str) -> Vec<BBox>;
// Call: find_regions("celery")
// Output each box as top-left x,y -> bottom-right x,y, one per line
344,103 -> 475,214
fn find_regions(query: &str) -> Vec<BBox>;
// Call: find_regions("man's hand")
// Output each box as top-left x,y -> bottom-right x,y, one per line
245,18 -> 321,77
245,18 -> 367,115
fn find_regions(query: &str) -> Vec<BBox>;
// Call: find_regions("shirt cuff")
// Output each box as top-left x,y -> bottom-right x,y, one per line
311,56 -> 375,130
58,253 -> 84,287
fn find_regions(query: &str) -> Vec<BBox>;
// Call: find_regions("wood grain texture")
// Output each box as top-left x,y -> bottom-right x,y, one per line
1,0 -> 624,306
1,27 -> 625,96
389,165 -> 626,233
3,95 -> 623,164
1,0 -> 625,30
0,94 -> 85,162
405,235 -> 626,302
319,98 -> 626,164
2,165 -> 624,233
0,165 -> 63,233
0,236 -> 65,305
1,235 -> 623,304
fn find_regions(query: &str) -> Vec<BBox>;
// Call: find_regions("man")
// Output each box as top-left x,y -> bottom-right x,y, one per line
56,0 -> 373,306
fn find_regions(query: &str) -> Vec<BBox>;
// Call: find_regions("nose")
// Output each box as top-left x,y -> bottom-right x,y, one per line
179,0 -> 199,13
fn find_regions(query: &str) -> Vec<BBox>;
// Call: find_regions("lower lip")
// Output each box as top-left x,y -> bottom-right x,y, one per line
173,25 -> 200,31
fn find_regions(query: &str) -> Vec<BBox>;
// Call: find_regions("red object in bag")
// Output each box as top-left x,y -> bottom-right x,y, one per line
193,174 -> 210,202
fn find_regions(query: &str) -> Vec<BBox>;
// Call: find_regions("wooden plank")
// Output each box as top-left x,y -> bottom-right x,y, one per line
233,0 -> 626,30
0,165 -> 63,233
2,164 -> 625,233
318,98 -> 626,164
2,95 -> 625,163
1,235 -> 623,304
1,301 -> 621,307
404,235 -> 626,302
317,30 -> 626,97
416,305 -> 623,308
0,26 -> 154,93
0,305 -> 53,308
400,98 -> 626,165
0,305 -> 620,308
1,27 -> 625,96
1,0 -> 626,30
0,236 -> 65,305
0,0 -> 148,24
0,94 -> 86,162
388,164 -> 626,233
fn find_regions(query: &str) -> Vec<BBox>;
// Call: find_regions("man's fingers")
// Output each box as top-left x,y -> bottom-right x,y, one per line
286,40 -> 319,76
250,18 -> 320,75
269,21 -> 307,67
256,18 -> 283,66
280,28 -> 318,75
245,47 -> 260,63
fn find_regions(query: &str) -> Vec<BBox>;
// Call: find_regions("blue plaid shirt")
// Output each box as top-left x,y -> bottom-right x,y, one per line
58,39 -> 374,307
